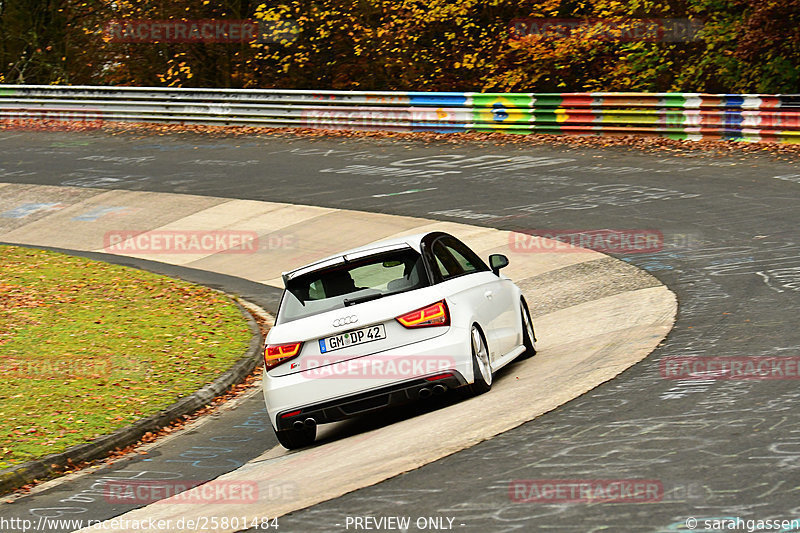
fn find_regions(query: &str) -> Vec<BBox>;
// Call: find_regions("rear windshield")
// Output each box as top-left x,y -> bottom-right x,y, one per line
277,248 -> 429,324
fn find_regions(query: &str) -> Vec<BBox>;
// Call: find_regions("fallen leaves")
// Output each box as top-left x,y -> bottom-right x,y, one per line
50,119 -> 800,161
4,117 -> 800,160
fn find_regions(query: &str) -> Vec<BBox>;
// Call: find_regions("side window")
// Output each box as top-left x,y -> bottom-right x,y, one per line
440,237 -> 488,275
431,240 -> 465,280
447,244 -> 479,274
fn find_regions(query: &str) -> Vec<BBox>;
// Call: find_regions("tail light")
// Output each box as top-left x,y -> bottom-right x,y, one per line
264,342 -> 302,370
396,300 -> 450,328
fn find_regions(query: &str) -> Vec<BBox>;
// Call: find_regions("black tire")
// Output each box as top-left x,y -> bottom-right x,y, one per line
275,425 -> 316,450
468,324 -> 492,395
516,298 -> 537,360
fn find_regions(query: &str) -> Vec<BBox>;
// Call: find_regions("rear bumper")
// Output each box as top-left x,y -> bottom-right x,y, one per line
273,372 -> 467,431
263,325 -> 473,429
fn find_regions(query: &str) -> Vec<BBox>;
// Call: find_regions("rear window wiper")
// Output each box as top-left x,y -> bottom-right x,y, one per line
344,292 -> 385,307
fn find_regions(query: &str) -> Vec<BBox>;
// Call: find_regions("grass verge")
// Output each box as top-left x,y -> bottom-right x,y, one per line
0,245 -> 252,469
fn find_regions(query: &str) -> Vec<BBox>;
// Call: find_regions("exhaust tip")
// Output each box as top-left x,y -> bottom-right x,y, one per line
418,387 -> 432,399
292,420 -> 305,431
432,384 -> 447,395
303,418 -> 317,429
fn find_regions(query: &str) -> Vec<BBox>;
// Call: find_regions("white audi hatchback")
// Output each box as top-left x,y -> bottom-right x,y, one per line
262,231 -> 536,449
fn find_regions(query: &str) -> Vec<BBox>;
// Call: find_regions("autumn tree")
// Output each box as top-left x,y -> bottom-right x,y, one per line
0,0 -> 797,93
101,0 -> 262,87
734,0 -> 800,92
0,0 -> 109,84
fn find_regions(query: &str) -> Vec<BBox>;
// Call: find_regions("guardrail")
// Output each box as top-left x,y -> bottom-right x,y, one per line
1,85 -> 799,143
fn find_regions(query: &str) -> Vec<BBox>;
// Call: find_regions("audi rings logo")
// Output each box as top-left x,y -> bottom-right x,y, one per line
332,315 -> 358,328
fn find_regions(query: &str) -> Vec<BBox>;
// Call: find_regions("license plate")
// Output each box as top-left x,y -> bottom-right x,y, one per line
319,324 -> 386,353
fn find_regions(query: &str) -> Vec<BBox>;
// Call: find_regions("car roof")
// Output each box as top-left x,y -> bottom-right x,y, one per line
281,232 -> 434,284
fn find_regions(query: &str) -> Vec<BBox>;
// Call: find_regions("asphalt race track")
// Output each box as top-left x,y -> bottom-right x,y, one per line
0,187 -> 674,533
1,130 -> 799,532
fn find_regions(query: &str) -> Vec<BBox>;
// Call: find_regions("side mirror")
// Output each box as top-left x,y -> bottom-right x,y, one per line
489,254 -> 509,275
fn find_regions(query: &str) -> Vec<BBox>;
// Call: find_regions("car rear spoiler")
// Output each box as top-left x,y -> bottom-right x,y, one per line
280,243 -> 412,287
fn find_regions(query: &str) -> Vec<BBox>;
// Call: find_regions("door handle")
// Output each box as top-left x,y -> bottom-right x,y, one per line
484,290 -> 493,299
